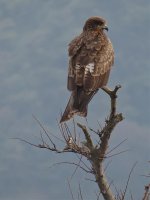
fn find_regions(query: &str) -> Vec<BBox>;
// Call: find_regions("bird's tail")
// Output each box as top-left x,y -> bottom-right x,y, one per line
60,88 -> 98,123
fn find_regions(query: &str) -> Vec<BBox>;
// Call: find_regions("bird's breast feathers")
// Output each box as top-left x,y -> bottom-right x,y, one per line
67,31 -> 114,91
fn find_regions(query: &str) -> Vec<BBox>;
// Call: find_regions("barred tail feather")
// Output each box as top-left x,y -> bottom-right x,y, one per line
60,92 -> 78,123
60,89 -> 98,123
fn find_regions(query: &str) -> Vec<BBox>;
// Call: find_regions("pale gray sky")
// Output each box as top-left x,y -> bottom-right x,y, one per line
0,0 -> 150,199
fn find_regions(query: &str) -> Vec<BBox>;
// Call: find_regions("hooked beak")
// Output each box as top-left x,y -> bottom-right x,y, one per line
102,25 -> 108,31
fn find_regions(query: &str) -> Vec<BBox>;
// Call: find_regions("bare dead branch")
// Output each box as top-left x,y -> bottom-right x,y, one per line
96,191 -> 101,200
98,86 -> 123,164
141,175 -> 150,178
85,177 -> 96,182
142,184 -> 150,200
102,85 -> 121,119
57,119 -> 68,143
12,137 -> 79,154
107,139 -> 127,155
60,123 -> 68,143
106,149 -> 130,158
50,161 -> 93,174
122,162 -> 137,200
32,115 -> 56,148
73,118 -> 77,142
12,137 -> 44,148
81,85 -> 123,200
79,183 -> 84,200
75,154 -> 92,171
104,160 -> 112,172
89,127 -> 100,136
77,123 -> 94,150
67,179 -> 75,200
39,131 -> 44,144
94,164 -> 115,200
130,191 -> 134,200
99,114 -> 123,156
70,155 -> 83,180
17,85 -> 128,200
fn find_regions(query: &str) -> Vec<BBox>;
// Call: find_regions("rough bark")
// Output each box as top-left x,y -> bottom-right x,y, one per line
22,85 -> 123,200
16,85 -> 149,200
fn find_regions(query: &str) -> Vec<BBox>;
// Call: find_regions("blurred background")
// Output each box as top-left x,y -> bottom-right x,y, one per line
0,0 -> 149,199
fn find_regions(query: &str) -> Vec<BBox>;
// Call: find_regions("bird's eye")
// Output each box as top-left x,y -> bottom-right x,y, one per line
93,23 -> 99,28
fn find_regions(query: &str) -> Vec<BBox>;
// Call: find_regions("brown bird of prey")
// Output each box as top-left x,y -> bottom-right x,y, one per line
60,16 -> 114,123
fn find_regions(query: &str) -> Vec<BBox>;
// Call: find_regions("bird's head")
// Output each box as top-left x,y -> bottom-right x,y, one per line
83,16 -> 108,32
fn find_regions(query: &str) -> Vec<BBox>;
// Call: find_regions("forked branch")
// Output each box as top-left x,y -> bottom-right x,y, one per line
16,85 -> 125,200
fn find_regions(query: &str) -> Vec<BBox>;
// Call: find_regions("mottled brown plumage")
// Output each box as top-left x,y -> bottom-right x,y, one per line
60,16 -> 114,123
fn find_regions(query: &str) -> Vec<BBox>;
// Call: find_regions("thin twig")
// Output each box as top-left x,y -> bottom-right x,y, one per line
75,154 -> 92,171
122,162 -> 137,200
96,191 -> 101,200
73,118 -> 77,142
49,161 -> 93,174
107,139 -> 127,155
64,123 -> 77,145
40,131 -> 45,144
32,115 -> 56,149
79,183 -> 84,200
104,160 -> 112,172
129,190 -> 134,200
77,123 -> 94,149
106,149 -> 130,158
67,179 -> 75,200
12,137 -> 75,153
89,127 -> 99,136
11,137 -> 43,148
60,123 -> 68,143
85,178 -> 96,183
70,155 -> 83,180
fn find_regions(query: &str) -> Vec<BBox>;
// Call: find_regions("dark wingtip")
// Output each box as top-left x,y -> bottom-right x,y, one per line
59,118 -> 68,124
60,110 -> 77,123
60,111 -> 87,123
59,116 -> 68,124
